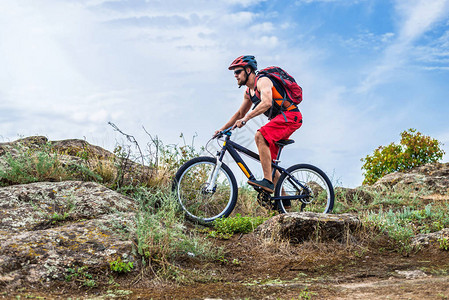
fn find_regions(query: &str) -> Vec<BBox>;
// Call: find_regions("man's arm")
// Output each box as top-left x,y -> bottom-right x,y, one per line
234,77 -> 273,128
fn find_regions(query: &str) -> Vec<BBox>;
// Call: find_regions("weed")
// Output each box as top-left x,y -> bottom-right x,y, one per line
109,123 -> 200,189
65,266 -> 96,287
297,287 -> 316,299
365,208 -> 415,254
133,186 -> 223,278
0,140 -> 104,186
50,212 -> 70,223
0,142 -> 67,186
438,237 -> 449,251
109,257 -> 134,273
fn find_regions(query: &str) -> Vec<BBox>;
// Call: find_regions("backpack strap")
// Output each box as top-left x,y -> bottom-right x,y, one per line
257,74 -> 297,122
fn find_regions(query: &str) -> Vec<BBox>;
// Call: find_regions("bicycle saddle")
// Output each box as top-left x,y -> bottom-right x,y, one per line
275,139 -> 295,147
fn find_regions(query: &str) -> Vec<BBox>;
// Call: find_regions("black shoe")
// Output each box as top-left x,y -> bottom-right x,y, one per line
248,178 -> 274,193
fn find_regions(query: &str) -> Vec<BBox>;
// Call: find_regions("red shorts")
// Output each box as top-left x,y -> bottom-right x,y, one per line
258,111 -> 302,160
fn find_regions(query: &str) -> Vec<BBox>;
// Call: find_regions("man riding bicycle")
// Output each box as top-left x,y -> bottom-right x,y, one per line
215,55 -> 303,193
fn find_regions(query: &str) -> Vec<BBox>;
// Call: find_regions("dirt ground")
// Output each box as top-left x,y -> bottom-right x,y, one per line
3,233 -> 449,299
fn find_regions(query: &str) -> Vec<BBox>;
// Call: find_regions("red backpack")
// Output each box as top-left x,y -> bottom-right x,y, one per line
254,66 -> 302,122
256,66 -> 303,105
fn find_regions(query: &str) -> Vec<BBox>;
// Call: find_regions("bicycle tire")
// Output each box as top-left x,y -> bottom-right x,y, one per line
172,156 -> 238,225
274,164 -> 334,214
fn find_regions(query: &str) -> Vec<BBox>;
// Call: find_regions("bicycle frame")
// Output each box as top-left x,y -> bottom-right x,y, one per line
212,132 -> 309,202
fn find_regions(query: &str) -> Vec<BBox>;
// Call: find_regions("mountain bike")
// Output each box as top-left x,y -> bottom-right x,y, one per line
172,127 -> 334,224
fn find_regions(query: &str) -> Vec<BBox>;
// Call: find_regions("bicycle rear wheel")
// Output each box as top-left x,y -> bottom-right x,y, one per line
172,156 -> 238,225
275,164 -> 334,214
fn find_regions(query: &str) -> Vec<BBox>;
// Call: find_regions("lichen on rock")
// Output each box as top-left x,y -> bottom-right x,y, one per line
0,181 -> 137,288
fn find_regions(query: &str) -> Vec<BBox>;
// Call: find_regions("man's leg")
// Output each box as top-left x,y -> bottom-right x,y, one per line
247,131 -> 275,193
255,131 -> 272,181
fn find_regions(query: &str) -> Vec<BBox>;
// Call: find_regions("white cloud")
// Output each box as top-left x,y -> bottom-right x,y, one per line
223,0 -> 267,7
250,22 -> 274,33
357,0 -> 449,93
395,0 -> 449,42
1,0 -> 448,188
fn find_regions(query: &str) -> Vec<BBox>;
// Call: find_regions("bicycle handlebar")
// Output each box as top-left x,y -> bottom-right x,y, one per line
213,126 -> 234,139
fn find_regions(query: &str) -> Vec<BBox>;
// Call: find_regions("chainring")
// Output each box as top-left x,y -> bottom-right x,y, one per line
257,190 -> 276,210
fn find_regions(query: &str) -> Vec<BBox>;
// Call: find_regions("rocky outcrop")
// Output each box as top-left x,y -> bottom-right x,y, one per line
334,162 -> 449,204
0,136 -> 154,187
255,212 -> 361,243
367,162 -> 449,196
411,228 -> 449,248
0,181 -> 137,288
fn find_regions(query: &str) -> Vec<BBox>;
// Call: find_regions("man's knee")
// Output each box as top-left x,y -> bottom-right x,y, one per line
255,131 -> 268,146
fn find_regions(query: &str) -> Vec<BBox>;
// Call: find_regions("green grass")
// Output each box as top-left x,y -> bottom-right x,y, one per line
133,187 -> 223,278
208,214 -> 267,239
332,185 -> 449,254
0,141 -> 103,186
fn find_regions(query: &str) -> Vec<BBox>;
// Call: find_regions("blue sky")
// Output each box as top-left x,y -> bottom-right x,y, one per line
1,0 -> 448,187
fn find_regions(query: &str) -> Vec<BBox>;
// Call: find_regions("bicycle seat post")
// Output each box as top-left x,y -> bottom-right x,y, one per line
273,146 -> 284,164
273,139 -> 295,163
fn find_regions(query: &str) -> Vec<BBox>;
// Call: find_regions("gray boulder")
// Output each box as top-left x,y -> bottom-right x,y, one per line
368,162 -> 449,196
411,228 -> 449,248
0,181 -> 137,288
255,212 -> 361,243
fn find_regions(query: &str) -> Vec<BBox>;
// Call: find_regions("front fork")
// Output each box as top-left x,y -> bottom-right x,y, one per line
205,159 -> 222,193
205,141 -> 227,193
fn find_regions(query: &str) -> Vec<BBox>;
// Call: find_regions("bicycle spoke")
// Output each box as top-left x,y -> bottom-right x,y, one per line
174,157 -> 237,223
275,164 -> 334,213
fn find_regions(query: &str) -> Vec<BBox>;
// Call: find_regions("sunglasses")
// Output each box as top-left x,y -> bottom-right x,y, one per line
233,69 -> 245,75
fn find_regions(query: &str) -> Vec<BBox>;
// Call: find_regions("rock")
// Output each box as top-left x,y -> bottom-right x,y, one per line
255,212 -> 361,243
367,162 -> 449,196
0,136 -> 154,187
395,269 -> 428,279
411,228 -> 449,248
51,139 -> 115,160
0,181 -> 137,287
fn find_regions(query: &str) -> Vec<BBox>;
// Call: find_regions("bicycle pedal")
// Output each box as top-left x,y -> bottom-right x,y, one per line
254,186 -> 264,193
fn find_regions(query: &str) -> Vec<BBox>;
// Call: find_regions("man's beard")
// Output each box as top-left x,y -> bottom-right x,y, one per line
237,74 -> 247,86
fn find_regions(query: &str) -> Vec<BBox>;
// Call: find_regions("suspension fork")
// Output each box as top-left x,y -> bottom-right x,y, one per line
205,138 -> 228,193
205,159 -> 222,193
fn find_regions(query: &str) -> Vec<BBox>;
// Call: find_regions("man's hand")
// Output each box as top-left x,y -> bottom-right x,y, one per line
232,119 -> 247,129
213,129 -> 222,137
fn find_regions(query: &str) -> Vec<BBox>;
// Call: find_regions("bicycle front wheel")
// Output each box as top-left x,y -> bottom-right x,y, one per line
172,156 -> 238,224
275,164 -> 334,214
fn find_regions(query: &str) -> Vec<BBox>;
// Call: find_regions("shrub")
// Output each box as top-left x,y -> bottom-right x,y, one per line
365,208 -> 415,254
361,129 -> 445,184
209,214 -> 267,239
0,142 -> 69,186
0,141 -> 104,186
